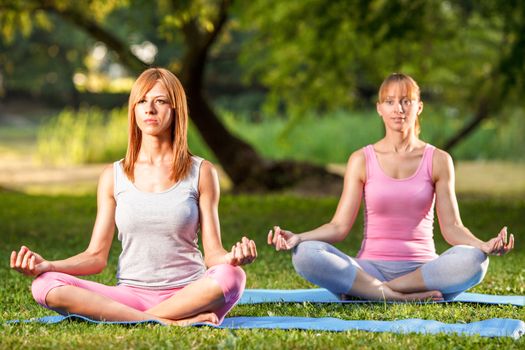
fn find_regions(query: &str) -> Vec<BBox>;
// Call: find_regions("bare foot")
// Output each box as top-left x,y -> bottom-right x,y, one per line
392,290 -> 443,302
342,286 -> 443,302
160,312 -> 219,326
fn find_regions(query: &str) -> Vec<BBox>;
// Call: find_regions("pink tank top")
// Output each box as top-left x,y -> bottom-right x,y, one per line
357,144 -> 438,261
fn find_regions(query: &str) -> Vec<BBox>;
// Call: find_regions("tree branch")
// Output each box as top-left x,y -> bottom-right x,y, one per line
37,1 -> 147,73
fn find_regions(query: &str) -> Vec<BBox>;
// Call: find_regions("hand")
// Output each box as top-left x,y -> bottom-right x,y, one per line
480,227 -> 515,256
10,246 -> 52,277
225,237 -> 257,266
267,226 -> 300,251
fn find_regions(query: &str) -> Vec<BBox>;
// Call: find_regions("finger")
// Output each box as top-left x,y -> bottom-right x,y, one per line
278,236 -> 287,251
276,235 -> 286,251
502,233 -> 515,254
21,251 -> 32,269
250,240 -> 257,259
244,240 -> 255,262
494,240 -> 503,255
235,243 -> 244,264
10,251 -> 17,268
488,239 -> 499,255
275,236 -> 282,250
15,246 -> 29,267
241,240 -> 250,258
284,238 -> 293,250
267,230 -> 273,245
29,255 -> 35,272
501,226 -> 508,244
231,245 -> 237,263
272,226 -> 281,245
275,235 -> 284,251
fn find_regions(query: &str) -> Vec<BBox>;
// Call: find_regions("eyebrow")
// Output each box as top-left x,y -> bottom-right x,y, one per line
142,94 -> 169,99
384,96 -> 411,99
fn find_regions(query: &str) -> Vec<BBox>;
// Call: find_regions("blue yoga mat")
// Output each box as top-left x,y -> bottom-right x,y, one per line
239,288 -> 525,306
8,314 -> 525,339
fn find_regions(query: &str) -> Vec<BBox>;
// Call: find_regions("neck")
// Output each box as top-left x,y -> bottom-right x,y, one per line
383,130 -> 420,153
138,134 -> 173,164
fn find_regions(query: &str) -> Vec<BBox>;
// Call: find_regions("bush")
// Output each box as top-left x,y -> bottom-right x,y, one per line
37,107 -> 128,165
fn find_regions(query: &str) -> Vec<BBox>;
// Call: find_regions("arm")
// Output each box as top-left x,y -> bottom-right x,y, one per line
268,150 -> 366,250
10,164 -> 117,276
434,149 -> 514,255
198,160 -> 256,267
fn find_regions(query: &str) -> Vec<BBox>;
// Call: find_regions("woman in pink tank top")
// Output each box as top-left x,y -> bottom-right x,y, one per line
269,73 -> 514,301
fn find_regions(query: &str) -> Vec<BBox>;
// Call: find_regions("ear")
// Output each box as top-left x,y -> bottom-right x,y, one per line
417,101 -> 424,115
376,102 -> 382,117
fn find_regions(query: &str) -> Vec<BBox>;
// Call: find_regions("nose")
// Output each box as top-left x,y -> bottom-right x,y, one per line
396,102 -> 405,114
145,101 -> 156,115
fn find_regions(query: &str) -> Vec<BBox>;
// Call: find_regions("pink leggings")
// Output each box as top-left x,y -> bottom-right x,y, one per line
31,264 -> 245,323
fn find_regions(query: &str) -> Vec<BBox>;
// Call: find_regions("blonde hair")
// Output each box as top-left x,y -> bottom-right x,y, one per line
124,68 -> 192,182
378,73 -> 422,136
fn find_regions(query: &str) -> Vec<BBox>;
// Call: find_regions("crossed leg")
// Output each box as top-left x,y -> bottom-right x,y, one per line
385,245 -> 489,299
292,241 -> 442,301
293,241 -> 489,301
44,279 -> 222,325
33,264 -> 245,325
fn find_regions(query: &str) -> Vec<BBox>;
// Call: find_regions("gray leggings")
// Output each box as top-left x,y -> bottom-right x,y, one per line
292,241 -> 489,300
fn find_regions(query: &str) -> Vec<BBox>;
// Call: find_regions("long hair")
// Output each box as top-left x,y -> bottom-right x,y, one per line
378,73 -> 422,136
123,68 -> 192,182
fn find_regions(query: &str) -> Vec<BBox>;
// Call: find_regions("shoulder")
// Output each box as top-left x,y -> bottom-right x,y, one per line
349,148 -> 366,163
97,163 -> 116,197
198,159 -> 220,195
431,147 -> 454,181
198,159 -> 219,179
99,163 -> 115,183
432,147 -> 453,167
345,148 -> 366,181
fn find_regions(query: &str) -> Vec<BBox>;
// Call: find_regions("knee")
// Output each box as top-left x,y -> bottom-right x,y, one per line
437,245 -> 489,295
207,264 -> 246,303
454,245 -> 489,277
292,241 -> 330,273
31,272 -> 65,306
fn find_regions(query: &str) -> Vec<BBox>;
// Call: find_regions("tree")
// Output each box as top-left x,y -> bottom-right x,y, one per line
241,0 -> 525,153
0,0 -> 338,191
2,0 -> 523,189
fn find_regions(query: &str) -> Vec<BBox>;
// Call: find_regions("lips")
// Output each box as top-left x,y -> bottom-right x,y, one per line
143,119 -> 158,124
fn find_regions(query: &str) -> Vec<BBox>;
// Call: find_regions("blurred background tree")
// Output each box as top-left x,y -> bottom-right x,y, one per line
1,0 -> 523,190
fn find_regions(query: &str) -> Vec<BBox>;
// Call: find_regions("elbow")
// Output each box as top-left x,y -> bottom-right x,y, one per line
94,259 -> 107,273
331,224 -> 350,242
84,251 -> 108,274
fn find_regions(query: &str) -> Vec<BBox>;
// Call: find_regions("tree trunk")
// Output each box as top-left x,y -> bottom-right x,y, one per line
35,1 -> 342,190
443,98 -> 489,152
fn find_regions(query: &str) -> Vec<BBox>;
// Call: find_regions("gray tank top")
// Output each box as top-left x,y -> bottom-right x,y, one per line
113,156 -> 206,289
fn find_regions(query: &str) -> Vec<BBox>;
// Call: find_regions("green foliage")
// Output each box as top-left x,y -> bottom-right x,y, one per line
0,192 -> 524,348
35,106 -> 216,165
36,104 -> 525,166
37,107 -> 128,165
2,0 -> 524,161
223,107 -> 525,163
239,0 -> 525,131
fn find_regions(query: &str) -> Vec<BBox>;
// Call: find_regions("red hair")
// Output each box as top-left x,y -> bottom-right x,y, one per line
124,68 -> 192,182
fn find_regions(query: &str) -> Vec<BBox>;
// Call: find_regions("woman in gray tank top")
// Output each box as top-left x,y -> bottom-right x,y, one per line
11,68 -> 257,326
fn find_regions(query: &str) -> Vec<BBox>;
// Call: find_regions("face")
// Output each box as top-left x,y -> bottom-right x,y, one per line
376,82 -> 423,133
134,81 -> 174,137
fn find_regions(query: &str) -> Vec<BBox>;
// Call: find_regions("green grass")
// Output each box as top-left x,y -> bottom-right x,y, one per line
1,192 -> 523,349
